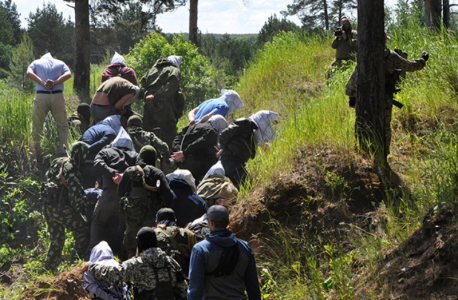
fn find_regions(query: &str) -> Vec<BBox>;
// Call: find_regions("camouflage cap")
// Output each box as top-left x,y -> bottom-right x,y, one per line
70,141 -> 90,166
127,115 -> 143,128
156,208 -> 176,222
138,145 -> 156,165
136,227 -> 157,251
207,205 -> 229,222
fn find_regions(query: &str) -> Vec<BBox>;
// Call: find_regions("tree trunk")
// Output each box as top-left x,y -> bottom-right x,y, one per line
189,0 -> 198,44
425,0 -> 431,28
355,0 -> 386,165
444,0 -> 450,28
74,0 -> 90,101
430,0 -> 442,30
324,0 -> 329,31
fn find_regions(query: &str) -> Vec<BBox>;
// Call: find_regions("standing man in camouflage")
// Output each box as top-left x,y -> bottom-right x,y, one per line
140,56 -> 184,149
27,53 -> 72,156
331,17 -> 358,68
118,145 -> 174,258
345,33 -> 428,157
41,142 -> 91,269
83,227 -> 188,300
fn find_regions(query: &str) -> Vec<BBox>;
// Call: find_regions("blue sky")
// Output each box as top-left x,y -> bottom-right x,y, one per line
16,0 -> 397,34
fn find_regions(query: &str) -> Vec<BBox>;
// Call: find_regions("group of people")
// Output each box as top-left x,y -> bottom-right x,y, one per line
31,51 -> 278,299
328,17 -> 429,158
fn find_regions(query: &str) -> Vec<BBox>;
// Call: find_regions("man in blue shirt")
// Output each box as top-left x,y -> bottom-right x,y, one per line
27,53 -> 72,156
187,205 -> 261,300
187,89 -> 244,124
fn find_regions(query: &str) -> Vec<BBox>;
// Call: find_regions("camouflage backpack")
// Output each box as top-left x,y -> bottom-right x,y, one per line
155,224 -> 197,274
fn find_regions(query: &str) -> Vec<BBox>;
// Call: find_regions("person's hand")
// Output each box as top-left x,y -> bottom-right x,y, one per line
45,79 -> 55,90
421,51 -> 429,62
113,173 -> 123,184
81,262 -> 89,273
216,149 -> 223,158
171,151 -> 185,162
146,95 -> 154,101
188,119 -> 196,125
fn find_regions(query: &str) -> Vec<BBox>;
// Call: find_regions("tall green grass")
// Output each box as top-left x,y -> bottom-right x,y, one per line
236,25 -> 458,298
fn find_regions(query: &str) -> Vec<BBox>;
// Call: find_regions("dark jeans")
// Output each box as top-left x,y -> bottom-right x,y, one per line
220,153 -> 249,190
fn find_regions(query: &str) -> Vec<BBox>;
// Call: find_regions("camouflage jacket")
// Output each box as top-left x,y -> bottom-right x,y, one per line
345,48 -> 426,98
88,247 -> 187,299
331,30 -> 357,60
44,142 -> 89,209
139,59 -> 180,101
127,126 -> 170,156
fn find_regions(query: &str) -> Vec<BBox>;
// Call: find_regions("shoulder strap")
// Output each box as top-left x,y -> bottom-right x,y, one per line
135,165 -> 158,192
59,158 -> 70,187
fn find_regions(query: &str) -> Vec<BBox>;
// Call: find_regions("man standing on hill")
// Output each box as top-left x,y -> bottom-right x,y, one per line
140,56 -> 184,150
27,53 -> 72,157
327,17 -> 357,78
187,205 -> 261,300
345,32 -> 428,158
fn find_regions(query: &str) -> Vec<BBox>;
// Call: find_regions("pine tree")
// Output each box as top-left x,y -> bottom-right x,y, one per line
8,33 -> 35,92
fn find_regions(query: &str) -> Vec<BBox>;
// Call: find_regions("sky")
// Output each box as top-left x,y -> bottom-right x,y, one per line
15,0 -> 398,34
15,0 -> 301,34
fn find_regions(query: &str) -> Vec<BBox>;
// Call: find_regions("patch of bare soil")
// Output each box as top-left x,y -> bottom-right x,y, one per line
230,146 -> 389,252
380,203 -> 458,300
18,266 -> 90,300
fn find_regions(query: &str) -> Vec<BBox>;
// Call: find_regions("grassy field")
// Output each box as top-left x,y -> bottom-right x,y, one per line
1,20 -> 458,299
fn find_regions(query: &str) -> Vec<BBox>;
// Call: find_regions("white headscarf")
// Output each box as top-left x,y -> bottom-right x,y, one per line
112,127 -> 135,152
208,115 -> 228,136
84,241 -> 131,300
97,115 -> 122,135
41,52 -> 53,60
220,89 -> 244,119
111,52 -> 126,66
249,110 -> 278,145
202,161 -> 225,181
167,55 -> 183,69
166,169 -> 197,192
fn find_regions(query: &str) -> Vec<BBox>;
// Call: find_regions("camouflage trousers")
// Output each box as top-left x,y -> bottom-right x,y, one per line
123,200 -> 158,258
42,204 -> 89,269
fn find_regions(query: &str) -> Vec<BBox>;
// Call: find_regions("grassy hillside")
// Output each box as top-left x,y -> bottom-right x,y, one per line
229,24 -> 458,299
2,22 -> 458,299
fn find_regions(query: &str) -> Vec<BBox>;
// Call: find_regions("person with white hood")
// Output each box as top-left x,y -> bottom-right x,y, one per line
139,55 -> 185,149
218,110 -> 278,189
187,89 -> 244,124
101,52 -> 138,85
170,115 -> 227,184
84,241 -> 131,300
79,115 -> 122,189
27,53 -> 72,157
84,129 -> 138,259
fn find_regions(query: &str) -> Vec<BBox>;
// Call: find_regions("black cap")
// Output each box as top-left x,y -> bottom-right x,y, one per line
136,227 -> 157,250
207,205 -> 229,222
156,208 -> 176,222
